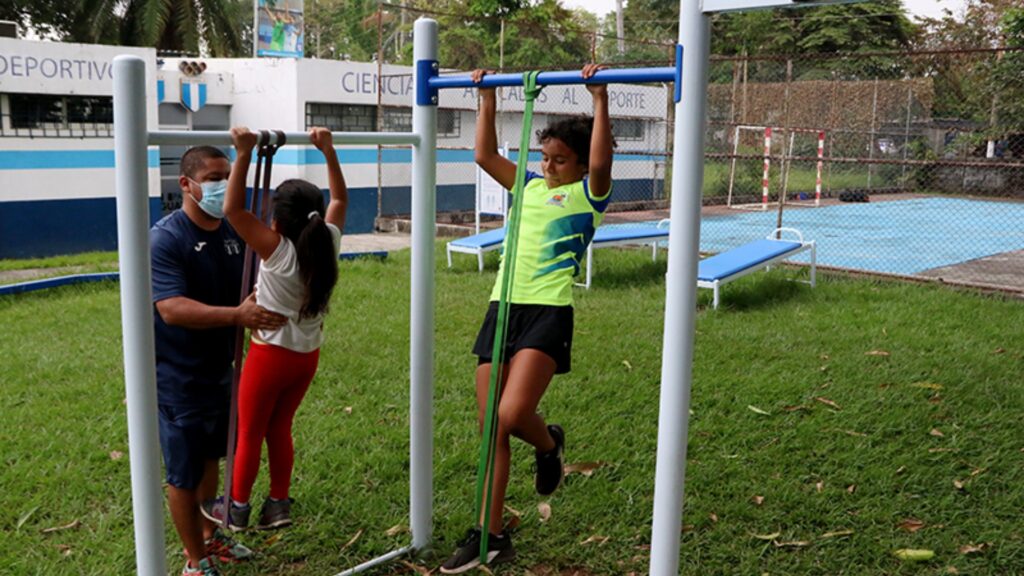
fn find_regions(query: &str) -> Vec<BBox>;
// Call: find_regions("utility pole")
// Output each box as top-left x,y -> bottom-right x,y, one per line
616,0 -> 625,55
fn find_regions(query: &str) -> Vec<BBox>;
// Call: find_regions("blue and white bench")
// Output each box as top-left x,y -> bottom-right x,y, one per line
698,227 -> 816,309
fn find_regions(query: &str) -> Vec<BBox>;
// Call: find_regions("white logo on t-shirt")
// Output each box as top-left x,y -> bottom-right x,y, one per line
194,242 -> 207,252
224,239 -> 241,255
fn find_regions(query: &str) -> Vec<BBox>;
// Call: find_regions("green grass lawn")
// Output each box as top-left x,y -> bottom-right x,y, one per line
1,245 -> 1022,575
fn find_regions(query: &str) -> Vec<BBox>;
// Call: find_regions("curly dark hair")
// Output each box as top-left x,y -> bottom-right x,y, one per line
536,116 -> 617,168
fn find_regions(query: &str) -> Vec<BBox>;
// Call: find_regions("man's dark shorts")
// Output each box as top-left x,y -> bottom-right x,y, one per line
473,301 -> 574,374
158,404 -> 229,490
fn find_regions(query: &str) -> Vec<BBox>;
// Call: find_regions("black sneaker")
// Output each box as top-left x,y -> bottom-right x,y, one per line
535,424 -> 565,496
439,528 -> 515,574
200,497 -> 250,532
255,497 -> 292,530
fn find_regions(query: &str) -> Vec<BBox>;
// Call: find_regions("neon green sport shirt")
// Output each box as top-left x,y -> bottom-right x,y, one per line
490,172 -> 612,306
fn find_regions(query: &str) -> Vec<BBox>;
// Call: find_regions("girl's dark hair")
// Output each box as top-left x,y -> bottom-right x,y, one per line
272,179 -> 338,318
536,116 -> 617,168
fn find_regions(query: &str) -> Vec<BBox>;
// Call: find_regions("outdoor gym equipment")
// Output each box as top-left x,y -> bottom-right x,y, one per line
113,1 -> 864,574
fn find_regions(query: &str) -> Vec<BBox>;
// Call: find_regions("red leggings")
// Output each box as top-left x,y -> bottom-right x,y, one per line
231,340 -> 319,503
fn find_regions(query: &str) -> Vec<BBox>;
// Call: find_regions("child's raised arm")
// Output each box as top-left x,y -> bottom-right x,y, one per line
472,70 -> 518,190
583,64 -> 613,199
224,126 -> 281,261
310,127 -> 348,232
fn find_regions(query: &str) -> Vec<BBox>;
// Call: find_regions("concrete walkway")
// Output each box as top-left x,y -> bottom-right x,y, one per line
342,232 -> 411,254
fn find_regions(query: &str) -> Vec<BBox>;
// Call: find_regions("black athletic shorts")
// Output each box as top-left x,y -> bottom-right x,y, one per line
473,301 -> 574,374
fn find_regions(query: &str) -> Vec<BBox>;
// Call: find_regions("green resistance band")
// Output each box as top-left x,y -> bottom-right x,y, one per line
474,70 -> 543,563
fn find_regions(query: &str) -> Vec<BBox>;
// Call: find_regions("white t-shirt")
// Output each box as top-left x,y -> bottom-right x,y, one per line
254,223 -> 342,353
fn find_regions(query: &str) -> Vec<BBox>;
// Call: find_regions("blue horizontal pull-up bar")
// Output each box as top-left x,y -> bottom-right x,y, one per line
428,66 -> 677,90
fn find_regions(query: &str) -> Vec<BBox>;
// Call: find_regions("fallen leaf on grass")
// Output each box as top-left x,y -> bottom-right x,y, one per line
970,467 -> 986,477
895,466 -> 906,474
782,405 -> 808,412
992,348 -> 1005,354
399,560 -> 433,575
897,518 -> 925,533
342,529 -> 363,550
893,549 -> 935,561
946,567 -> 960,574
504,505 -> 522,530
475,564 -> 494,575
929,428 -> 945,437
751,495 -> 765,506
751,532 -> 781,541
708,513 -> 718,523
580,535 -> 610,545
16,506 -> 39,531
538,502 -> 552,522
911,382 -> 943,390
622,360 -> 633,371
815,481 -> 824,493
842,429 -> 868,437
929,448 -> 958,453
774,540 -> 811,547
815,397 -> 841,410
109,450 -> 124,460
953,479 -> 965,491
820,529 -> 854,539
747,405 -> 771,416
263,533 -> 283,547
865,350 -> 890,357
564,461 -> 607,477
56,544 -> 72,557
958,543 -> 989,555
846,484 -> 857,494
343,406 -> 353,414
41,519 -> 80,534
385,524 -> 407,537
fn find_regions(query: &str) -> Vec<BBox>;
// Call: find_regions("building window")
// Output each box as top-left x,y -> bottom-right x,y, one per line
612,118 -> 645,141
381,107 -> 411,133
438,109 -> 460,138
305,102 -> 376,132
6,94 -> 113,137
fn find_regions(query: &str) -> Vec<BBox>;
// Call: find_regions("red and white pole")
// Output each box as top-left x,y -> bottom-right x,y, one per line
762,126 -> 772,210
815,131 -> 825,206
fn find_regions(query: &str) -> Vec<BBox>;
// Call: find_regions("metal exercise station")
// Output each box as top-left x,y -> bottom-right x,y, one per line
112,1 -> 860,574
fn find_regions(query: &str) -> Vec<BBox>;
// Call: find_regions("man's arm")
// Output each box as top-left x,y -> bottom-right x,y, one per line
156,293 -> 285,331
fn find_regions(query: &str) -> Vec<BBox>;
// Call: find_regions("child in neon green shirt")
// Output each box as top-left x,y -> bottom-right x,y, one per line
441,64 -> 615,574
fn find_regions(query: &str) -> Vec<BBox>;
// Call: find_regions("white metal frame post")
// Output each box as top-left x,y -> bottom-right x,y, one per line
648,0 -> 708,573
113,55 -> 166,576
410,17 -> 438,552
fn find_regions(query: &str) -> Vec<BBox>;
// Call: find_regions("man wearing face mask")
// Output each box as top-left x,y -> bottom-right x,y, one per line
150,146 -> 287,575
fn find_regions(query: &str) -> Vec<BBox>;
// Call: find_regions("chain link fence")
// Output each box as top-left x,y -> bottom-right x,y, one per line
363,6 -> 1022,291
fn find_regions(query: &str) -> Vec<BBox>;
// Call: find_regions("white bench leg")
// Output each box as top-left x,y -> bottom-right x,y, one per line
446,246 -> 453,268
477,251 -> 484,273
810,243 -> 817,287
713,282 -> 720,309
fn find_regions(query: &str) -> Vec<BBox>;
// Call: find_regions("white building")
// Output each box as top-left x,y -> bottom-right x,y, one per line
0,36 -> 669,258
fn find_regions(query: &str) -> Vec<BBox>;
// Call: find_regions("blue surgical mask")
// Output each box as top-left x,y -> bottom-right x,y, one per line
188,178 -> 227,219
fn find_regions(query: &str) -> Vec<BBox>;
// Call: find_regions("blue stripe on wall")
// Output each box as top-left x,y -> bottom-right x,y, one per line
0,197 -> 163,259
0,149 -> 161,170
0,178 -> 661,257
1,148 -> 654,170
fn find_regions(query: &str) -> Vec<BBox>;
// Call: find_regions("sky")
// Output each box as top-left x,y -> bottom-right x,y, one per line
559,0 -> 968,21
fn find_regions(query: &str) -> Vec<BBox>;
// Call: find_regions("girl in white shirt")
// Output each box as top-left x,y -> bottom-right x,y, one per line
201,126 -> 347,532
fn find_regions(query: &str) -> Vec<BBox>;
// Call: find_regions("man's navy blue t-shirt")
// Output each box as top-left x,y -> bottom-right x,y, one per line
151,210 -> 244,408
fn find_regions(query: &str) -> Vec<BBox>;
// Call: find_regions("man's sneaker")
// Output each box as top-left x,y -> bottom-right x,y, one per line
205,528 -> 254,563
181,557 -> 221,576
535,424 -> 565,496
200,497 -> 251,532
255,497 -> 292,530
439,528 -> 515,574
